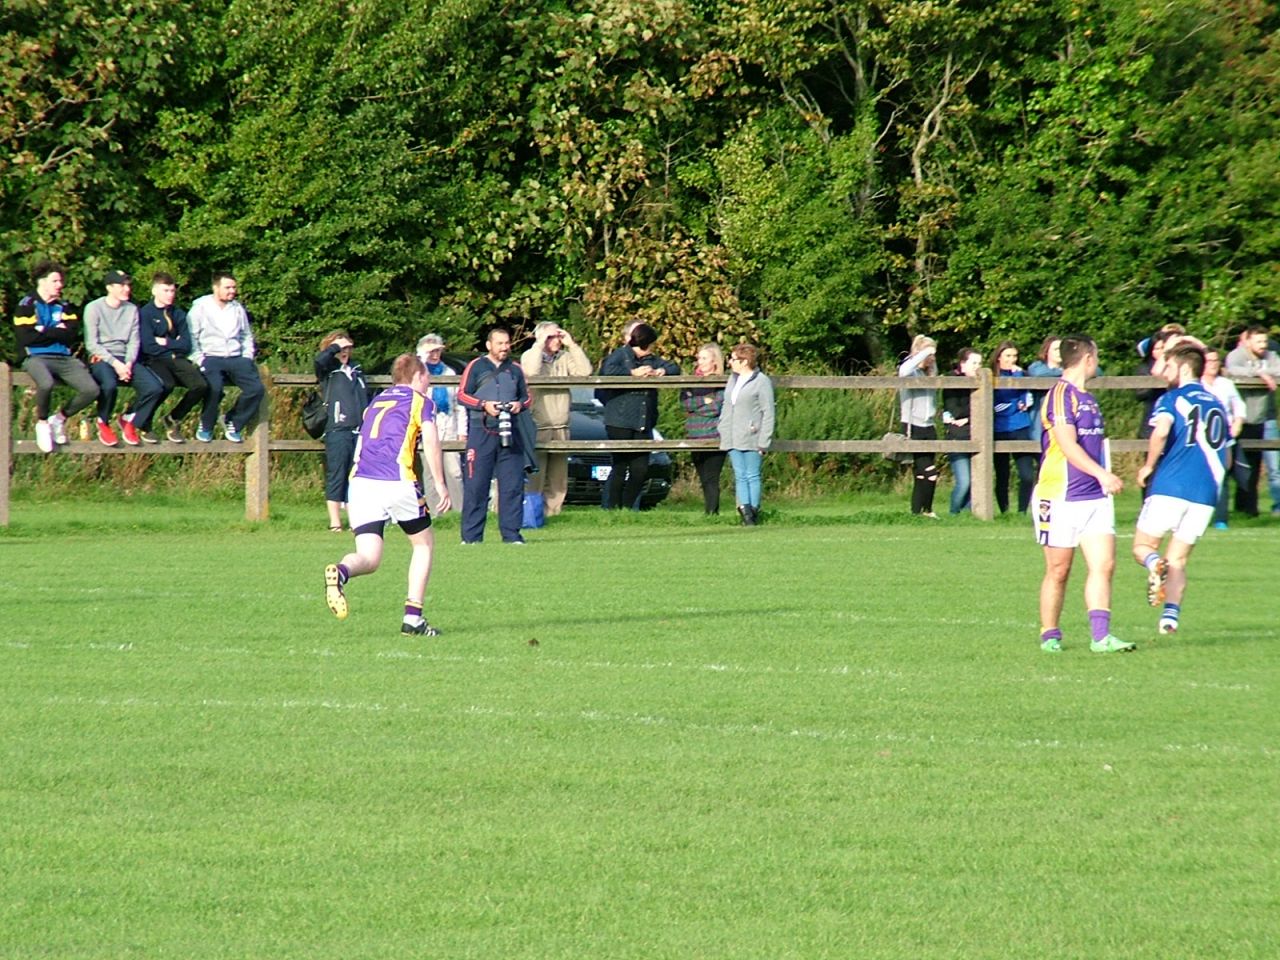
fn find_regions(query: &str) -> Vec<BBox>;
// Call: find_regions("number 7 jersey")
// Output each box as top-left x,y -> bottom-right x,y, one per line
350,384 -> 436,482
1147,381 -> 1229,506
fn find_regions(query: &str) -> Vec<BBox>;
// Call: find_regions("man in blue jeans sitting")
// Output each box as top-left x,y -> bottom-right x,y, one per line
187,271 -> 265,443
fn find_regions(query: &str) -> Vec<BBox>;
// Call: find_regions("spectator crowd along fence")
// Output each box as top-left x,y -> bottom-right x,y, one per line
2,362 -> 1276,527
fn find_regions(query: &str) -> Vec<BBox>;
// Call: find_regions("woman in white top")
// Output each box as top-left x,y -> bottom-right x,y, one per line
1202,347 -> 1247,528
897,334 -> 941,517
717,343 -> 775,526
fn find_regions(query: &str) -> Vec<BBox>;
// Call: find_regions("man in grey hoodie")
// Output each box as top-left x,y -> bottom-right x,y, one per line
188,271 -> 265,443
84,269 -> 164,446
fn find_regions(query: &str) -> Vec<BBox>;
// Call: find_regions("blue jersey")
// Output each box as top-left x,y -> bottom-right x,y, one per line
1146,382 -> 1229,506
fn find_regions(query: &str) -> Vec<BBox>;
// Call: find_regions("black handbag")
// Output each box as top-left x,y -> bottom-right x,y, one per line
301,384 -> 328,439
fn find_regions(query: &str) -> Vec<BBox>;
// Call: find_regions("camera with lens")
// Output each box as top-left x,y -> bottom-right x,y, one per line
492,401 -> 519,447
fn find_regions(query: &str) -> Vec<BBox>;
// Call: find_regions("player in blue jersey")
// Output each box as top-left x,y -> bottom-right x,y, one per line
1034,335 -> 1133,653
324,354 -> 451,636
1133,342 -> 1229,635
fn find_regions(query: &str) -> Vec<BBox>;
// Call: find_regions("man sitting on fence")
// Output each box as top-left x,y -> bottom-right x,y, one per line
188,271 -> 265,443
137,272 -> 209,443
12,260 -> 99,453
84,269 -> 165,446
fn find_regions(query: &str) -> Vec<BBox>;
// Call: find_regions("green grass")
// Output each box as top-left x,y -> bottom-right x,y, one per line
2,493 -> 1276,959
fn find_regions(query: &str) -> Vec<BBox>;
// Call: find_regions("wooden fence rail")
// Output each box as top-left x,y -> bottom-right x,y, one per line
3,363 -> 1276,526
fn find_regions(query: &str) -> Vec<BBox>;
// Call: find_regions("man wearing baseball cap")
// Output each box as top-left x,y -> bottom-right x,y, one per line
83,269 -> 164,446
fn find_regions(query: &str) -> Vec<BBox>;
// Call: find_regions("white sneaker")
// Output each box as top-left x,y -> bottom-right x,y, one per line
35,419 -> 54,453
1158,618 -> 1178,636
49,412 -> 68,445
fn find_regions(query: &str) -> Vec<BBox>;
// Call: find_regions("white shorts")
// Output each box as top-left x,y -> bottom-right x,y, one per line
1136,494 -> 1213,545
1033,494 -> 1115,549
346,477 -> 429,532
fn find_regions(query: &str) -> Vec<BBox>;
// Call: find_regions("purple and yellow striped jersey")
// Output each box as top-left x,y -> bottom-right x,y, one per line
1038,380 -> 1106,501
349,384 -> 436,483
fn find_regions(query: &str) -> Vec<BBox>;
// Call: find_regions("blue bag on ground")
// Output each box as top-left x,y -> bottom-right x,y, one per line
522,492 -> 546,529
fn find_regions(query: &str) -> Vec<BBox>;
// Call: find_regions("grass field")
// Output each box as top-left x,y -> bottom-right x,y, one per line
2,492 -> 1276,959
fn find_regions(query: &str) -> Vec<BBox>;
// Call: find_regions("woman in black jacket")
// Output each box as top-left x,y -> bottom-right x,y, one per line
941,347 -> 983,515
315,330 -> 370,531
599,323 -> 679,509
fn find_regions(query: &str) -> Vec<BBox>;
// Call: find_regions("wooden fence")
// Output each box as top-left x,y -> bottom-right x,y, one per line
2,362 -> 1275,526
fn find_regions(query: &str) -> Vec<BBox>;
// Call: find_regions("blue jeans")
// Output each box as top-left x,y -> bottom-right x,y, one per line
948,453 -> 972,514
199,356 -> 265,432
91,359 -> 164,423
728,448 -> 763,508
1265,419 -> 1280,511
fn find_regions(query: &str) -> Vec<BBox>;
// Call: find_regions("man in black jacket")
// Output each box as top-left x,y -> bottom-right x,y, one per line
12,261 -> 99,453
456,326 -> 532,544
137,272 -> 209,442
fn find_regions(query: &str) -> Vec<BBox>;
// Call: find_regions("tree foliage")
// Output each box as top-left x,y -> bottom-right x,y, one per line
3,0 -> 1276,370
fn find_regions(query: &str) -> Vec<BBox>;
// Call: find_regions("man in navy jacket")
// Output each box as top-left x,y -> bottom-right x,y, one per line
457,326 -> 533,544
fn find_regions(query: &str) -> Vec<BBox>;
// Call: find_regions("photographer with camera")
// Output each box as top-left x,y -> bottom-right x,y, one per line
457,326 -> 533,544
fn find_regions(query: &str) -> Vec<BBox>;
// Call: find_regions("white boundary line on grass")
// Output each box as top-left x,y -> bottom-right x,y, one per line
5,639 -> 1264,696
35,693 -> 1277,758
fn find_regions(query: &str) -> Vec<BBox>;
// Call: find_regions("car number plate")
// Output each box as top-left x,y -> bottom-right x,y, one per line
591,465 -> 612,481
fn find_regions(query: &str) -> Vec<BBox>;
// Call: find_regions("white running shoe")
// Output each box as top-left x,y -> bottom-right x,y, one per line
1158,618 -> 1178,636
49,412 -> 68,445
35,420 -> 54,453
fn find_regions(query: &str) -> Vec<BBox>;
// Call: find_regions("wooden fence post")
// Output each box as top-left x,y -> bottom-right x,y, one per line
971,369 -> 994,521
0,363 -> 11,527
245,366 -> 271,522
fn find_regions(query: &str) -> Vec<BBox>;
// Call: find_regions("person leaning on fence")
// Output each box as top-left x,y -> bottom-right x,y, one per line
520,320 -> 592,517
681,343 -> 727,515
599,323 -> 680,510
12,260 -> 99,453
718,343 -> 774,526
897,334 -> 941,518
941,347 -> 982,515
991,340 -> 1036,514
1134,328 -> 1180,441
315,330 -> 369,533
137,272 -> 208,443
188,271 -> 265,443
416,333 -> 466,516
1026,335 -> 1062,442
83,269 -> 165,446
1225,325 -> 1280,517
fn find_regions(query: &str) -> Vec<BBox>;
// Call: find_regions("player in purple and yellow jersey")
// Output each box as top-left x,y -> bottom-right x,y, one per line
1033,335 -> 1134,653
1132,342 -> 1229,636
324,354 -> 451,636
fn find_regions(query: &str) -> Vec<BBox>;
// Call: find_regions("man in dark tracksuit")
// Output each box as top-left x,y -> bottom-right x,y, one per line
137,272 -> 209,442
12,260 -> 99,453
457,326 -> 532,544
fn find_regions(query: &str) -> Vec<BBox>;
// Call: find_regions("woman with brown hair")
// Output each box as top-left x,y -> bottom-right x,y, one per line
315,329 -> 370,531
991,340 -> 1036,514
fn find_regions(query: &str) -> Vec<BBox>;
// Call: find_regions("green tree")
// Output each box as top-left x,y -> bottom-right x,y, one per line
0,0 -> 192,314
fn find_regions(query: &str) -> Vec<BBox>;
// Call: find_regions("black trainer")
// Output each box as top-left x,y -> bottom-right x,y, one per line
401,620 -> 442,637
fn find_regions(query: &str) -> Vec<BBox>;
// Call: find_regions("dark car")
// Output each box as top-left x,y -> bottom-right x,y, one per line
564,390 -> 673,508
